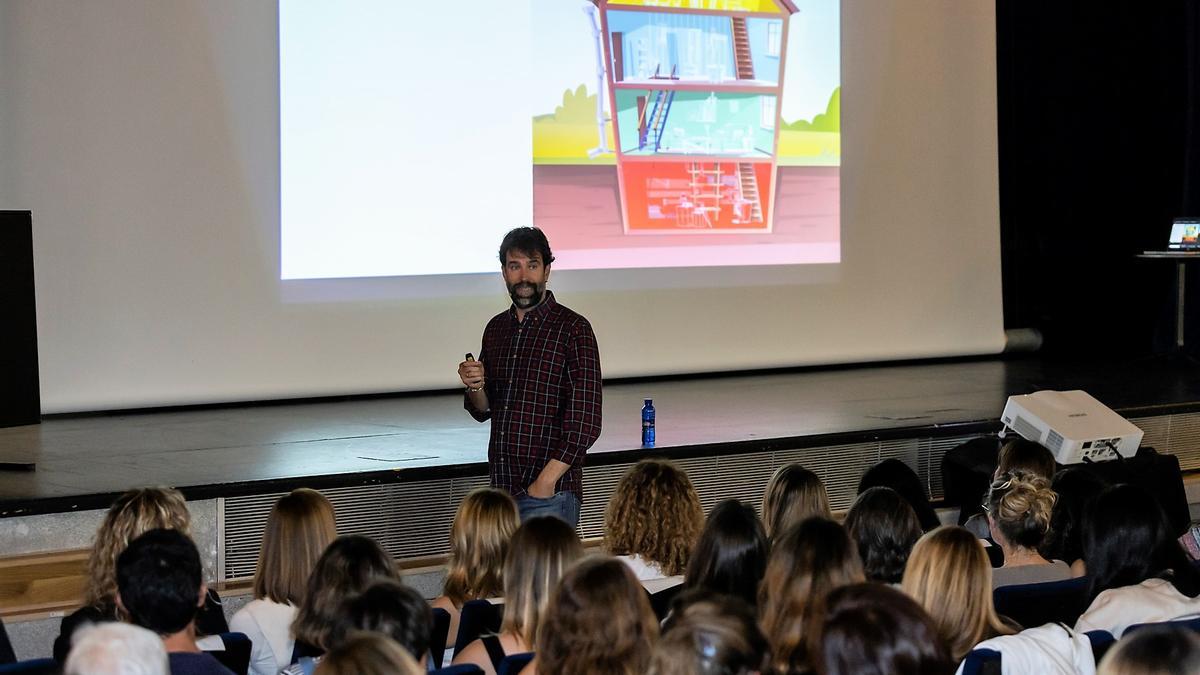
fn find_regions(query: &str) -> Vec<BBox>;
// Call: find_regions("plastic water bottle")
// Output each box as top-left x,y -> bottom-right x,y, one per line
641,398 -> 655,447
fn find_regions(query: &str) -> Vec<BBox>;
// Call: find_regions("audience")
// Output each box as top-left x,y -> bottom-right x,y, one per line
55,487 -> 227,663
681,499 -> 768,610
453,516 -> 583,674
287,535 -> 402,667
759,517 -> 865,674
525,556 -> 659,675
761,464 -> 831,540
229,488 -> 337,675
816,583 -> 956,675
313,634 -> 422,675
843,487 -> 922,585
1040,467 -> 1109,576
432,488 -> 520,644
605,458 -> 704,582
64,623 -> 169,675
985,470 -> 1072,588
901,525 -> 1014,661
1075,484 -> 1200,637
328,580 -> 431,667
964,438 -> 1057,540
648,591 -> 767,675
857,459 -> 941,532
116,529 -> 233,675
1097,623 -> 1200,675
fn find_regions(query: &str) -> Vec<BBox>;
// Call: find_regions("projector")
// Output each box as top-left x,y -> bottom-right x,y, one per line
1000,390 -> 1143,465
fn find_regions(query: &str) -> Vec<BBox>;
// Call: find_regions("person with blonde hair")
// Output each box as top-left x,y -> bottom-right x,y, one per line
229,488 -> 337,675
759,518 -> 864,675
54,487 -> 227,663
453,516 -> 583,674
1097,623 -> 1200,675
432,488 -> 520,645
761,464 -> 831,540
604,459 -> 703,581
313,634 -> 422,675
985,471 -> 1072,588
523,556 -> 659,675
901,525 -> 1015,661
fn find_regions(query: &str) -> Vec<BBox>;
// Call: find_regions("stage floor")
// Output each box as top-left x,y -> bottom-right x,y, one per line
2,356 -> 1197,516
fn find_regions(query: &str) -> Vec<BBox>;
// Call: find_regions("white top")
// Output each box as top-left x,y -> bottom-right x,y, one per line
228,598 -> 298,675
960,623 -> 1096,675
1075,578 -> 1200,638
615,554 -> 668,582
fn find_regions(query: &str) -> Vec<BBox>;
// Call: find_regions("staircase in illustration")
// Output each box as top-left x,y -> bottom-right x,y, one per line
731,18 -> 755,80
737,163 -> 764,222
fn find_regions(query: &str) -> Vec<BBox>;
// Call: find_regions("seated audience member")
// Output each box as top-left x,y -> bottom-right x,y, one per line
1075,484 -> 1200,637
432,488 -> 520,644
524,556 -> 659,675
816,583 -> 956,675
963,438 -> 1057,540
229,488 -> 337,675
1040,467 -> 1109,576
648,591 -> 767,675
857,459 -> 940,532
453,516 -> 583,674
55,487 -> 228,662
1097,623 -> 1200,675
64,622 -> 169,675
761,464 -> 832,541
844,487 -> 922,585
328,580 -> 431,667
313,634 -> 422,675
901,525 -> 1014,661
680,499 -> 768,610
759,518 -> 865,675
605,459 -> 704,583
116,529 -> 233,675
985,471 -> 1072,588
288,535 -> 402,666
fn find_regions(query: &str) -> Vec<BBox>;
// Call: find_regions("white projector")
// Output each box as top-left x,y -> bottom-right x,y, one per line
1000,390 -> 1144,465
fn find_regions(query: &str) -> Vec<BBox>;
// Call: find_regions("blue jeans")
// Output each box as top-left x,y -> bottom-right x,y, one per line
516,491 -> 580,528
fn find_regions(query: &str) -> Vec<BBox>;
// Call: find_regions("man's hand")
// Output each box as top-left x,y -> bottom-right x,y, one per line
458,357 -> 485,390
526,477 -> 556,499
527,459 -> 570,498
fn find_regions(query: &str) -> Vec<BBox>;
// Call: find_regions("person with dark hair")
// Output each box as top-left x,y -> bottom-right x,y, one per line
1075,484 -> 1200,637
649,590 -> 767,675
761,464 -> 832,541
457,226 -> 601,527
1040,467 -> 1108,576
115,529 -> 234,675
816,583 -> 955,675
682,499 -> 768,609
843,487 -> 922,584
1097,623 -> 1200,675
985,471 -> 1071,588
857,459 -> 940,532
328,581 -> 431,667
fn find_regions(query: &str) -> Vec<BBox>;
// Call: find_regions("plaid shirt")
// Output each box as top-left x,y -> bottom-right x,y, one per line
465,291 -> 602,501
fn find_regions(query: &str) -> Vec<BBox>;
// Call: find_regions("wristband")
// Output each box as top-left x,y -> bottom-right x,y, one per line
466,385 -> 485,393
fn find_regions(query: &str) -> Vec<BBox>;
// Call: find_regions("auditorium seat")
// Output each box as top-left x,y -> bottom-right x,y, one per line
992,576 -> 1089,628
648,584 -> 684,620
430,607 -> 451,668
453,600 -> 503,654
1125,616 -> 1200,635
0,618 -> 14,664
206,632 -> 252,675
1085,630 -> 1116,664
496,652 -> 534,675
958,648 -> 1001,675
0,659 -> 56,675
432,666 -> 484,675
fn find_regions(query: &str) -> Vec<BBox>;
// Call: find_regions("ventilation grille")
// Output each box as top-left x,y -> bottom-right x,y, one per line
1012,415 -> 1042,442
1129,411 -> 1200,469
1046,429 -> 1065,451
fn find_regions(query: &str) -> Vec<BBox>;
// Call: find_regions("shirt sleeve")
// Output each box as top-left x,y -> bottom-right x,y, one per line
552,319 -> 602,466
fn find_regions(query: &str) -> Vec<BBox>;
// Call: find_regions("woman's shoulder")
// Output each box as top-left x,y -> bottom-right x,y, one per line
230,598 -> 295,625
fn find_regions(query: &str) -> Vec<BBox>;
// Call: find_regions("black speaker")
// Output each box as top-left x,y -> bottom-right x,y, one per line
0,210 -> 40,428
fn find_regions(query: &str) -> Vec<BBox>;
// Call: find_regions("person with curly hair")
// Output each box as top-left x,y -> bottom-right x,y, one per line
604,459 -> 704,582
985,470 -> 1072,588
761,464 -> 831,541
54,487 -> 228,663
843,487 -> 922,585
525,556 -> 658,675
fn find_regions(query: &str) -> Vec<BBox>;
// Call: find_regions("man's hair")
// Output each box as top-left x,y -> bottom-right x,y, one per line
64,622 -> 169,675
329,580 -> 432,660
498,227 -> 555,266
116,528 -> 203,636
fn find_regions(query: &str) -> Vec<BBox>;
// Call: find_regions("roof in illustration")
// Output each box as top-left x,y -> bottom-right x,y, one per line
596,0 -> 800,15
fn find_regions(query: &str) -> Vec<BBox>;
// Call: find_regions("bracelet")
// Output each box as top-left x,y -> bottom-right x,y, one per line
466,385 -> 485,393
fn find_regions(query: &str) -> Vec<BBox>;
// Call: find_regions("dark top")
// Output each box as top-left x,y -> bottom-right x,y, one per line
465,291 -> 602,501
54,589 -> 229,662
169,651 -> 236,675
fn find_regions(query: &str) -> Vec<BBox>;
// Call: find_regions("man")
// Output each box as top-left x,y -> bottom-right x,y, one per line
116,529 -> 234,675
64,623 -> 169,675
458,226 -> 602,526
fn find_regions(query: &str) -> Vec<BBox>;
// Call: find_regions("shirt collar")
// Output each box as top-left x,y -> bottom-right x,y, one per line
509,289 -> 557,324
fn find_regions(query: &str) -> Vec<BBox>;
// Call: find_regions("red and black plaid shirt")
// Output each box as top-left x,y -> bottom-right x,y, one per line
465,291 -> 602,501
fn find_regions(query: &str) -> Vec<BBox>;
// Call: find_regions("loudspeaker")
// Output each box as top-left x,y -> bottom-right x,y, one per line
0,211 -> 40,428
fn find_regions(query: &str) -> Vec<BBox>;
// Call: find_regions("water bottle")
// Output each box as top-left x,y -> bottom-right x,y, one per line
641,398 -> 656,447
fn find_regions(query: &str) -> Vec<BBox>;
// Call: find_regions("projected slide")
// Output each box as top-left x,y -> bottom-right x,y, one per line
281,0 -> 839,279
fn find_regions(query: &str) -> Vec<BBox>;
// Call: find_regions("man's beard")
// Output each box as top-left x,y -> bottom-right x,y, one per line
508,282 -> 544,308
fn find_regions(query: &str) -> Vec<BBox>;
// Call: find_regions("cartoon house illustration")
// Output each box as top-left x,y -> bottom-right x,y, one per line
593,0 -> 798,233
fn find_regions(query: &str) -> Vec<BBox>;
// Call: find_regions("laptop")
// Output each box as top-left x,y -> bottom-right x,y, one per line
1168,218 -> 1200,250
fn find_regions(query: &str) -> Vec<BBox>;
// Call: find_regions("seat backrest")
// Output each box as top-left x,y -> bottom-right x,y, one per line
430,607 -> 452,668
432,666 -> 485,675
454,600 -> 503,654
1085,630 -> 1116,664
958,648 -> 1001,675
1125,616 -> 1200,635
0,617 -> 14,665
0,659 -> 57,675
206,632 -> 252,675
993,576 -> 1090,629
649,584 -> 684,621
496,652 -> 534,675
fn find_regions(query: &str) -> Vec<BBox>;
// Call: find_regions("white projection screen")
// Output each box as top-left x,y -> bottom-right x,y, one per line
0,0 -> 1004,413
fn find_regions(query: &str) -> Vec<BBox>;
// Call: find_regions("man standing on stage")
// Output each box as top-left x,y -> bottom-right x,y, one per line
458,227 -> 602,526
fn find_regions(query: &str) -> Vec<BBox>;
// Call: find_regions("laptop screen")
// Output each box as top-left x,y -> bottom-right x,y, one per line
1169,219 -> 1200,250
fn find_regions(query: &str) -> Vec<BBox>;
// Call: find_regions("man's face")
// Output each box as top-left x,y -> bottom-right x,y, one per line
503,250 -> 550,309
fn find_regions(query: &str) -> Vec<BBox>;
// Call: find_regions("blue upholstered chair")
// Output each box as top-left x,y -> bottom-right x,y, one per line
0,659 -> 57,675
958,648 -> 1001,675
453,600 -> 503,654
992,576 -> 1090,628
496,652 -> 534,675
